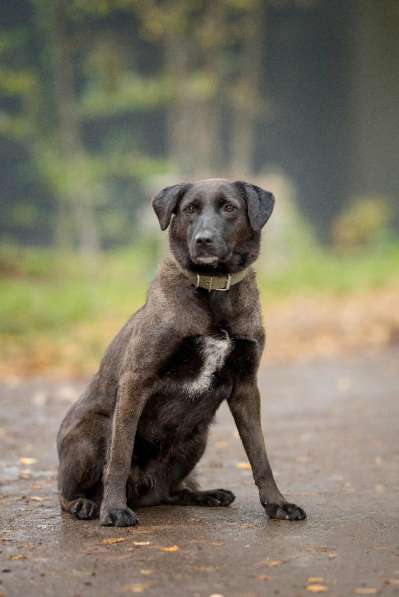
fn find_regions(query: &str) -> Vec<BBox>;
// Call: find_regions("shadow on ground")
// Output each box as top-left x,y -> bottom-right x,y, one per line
1,350 -> 399,596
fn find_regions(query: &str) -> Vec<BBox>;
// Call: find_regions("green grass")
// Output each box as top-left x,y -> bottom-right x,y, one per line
260,242 -> 399,298
0,244 -> 152,337
1,240 -> 399,338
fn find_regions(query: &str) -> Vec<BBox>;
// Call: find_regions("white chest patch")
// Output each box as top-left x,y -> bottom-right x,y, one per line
184,333 -> 232,397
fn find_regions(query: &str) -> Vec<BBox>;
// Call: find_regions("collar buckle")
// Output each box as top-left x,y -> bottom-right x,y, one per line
196,273 -> 232,292
217,274 -> 231,291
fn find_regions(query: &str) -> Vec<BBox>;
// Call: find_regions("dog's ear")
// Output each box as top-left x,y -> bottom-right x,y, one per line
234,181 -> 275,231
152,183 -> 192,230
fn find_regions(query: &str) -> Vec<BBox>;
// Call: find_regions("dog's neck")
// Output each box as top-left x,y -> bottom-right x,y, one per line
182,269 -> 248,292
160,257 -> 258,335
170,256 -> 249,293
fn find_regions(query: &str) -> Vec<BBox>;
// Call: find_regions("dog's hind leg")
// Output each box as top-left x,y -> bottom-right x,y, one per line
165,486 -> 235,507
58,438 -> 104,520
157,433 -> 236,507
165,457 -> 235,508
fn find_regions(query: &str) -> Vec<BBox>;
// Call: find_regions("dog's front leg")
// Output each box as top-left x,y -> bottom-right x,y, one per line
100,371 -> 148,527
228,381 -> 307,521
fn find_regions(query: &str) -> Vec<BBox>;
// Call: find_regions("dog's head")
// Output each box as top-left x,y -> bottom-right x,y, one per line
152,178 -> 275,274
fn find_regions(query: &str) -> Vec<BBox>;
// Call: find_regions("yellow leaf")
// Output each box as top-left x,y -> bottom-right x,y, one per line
308,577 -> 324,583
264,560 -> 283,567
9,554 -> 28,561
123,583 -> 147,593
160,545 -> 179,552
133,541 -> 150,546
306,585 -> 328,593
236,462 -> 251,470
102,537 -> 127,545
19,457 -> 37,465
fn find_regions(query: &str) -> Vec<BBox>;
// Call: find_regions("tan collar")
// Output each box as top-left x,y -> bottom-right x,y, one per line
184,268 -> 248,292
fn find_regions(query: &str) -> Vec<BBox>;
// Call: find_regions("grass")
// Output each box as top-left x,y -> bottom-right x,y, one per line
1,240 -> 399,376
258,241 -> 399,299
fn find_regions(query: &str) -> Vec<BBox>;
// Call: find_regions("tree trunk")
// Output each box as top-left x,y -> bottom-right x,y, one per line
229,1 -> 265,179
53,0 -> 100,257
164,2 -> 223,179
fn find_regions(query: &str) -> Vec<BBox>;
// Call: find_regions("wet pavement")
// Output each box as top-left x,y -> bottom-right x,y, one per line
1,350 -> 399,597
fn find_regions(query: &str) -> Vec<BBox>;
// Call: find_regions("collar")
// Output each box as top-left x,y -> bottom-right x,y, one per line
184,268 -> 248,292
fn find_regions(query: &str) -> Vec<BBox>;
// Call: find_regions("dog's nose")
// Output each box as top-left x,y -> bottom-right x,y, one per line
195,232 -> 214,246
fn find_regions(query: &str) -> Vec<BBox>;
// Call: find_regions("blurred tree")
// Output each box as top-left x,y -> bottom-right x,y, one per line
1,0 -> 398,249
131,0 -> 267,178
0,0 -> 169,251
52,0 -> 100,255
229,0 -> 266,177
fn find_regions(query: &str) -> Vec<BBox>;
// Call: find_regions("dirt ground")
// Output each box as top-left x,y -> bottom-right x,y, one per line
1,349 -> 399,597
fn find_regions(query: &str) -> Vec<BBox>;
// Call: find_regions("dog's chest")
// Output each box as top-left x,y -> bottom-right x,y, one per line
186,334 -> 232,396
159,332 -> 232,396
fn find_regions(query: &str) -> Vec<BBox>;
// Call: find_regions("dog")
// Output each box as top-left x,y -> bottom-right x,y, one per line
57,178 -> 307,526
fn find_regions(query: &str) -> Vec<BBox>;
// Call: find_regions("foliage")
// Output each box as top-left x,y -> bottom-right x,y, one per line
332,195 -> 393,249
1,240 -> 399,338
0,0 -> 271,252
1,240 -> 399,376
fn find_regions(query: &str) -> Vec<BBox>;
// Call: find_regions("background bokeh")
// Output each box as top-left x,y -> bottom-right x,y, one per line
1,0 -> 399,377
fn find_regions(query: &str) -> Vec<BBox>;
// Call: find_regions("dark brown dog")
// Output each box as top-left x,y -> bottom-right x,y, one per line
57,178 -> 306,526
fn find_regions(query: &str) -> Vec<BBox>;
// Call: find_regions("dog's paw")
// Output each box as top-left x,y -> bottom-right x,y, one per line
100,505 -> 139,527
197,489 -> 236,507
263,501 -> 307,521
70,498 -> 98,520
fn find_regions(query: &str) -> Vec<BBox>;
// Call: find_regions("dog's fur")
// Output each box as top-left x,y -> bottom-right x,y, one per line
57,178 -> 306,526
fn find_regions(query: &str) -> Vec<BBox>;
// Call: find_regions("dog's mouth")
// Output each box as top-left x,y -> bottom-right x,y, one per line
194,255 -> 219,265
190,248 -> 232,267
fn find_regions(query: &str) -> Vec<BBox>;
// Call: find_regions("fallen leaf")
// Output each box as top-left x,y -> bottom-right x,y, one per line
160,545 -> 179,552
209,594 -> 224,597
19,471 -> 31,480
122,583 -> 148,593
102,537 -> 127,545
30,496 -> 44,502
8,554 -> 27,561
133,541 -> 150,546
215,441 -> 229,449
305,545 -> 335,554
306,585 -> 328,593
308,578 -> 324,583
264,560 -> 283,567
140,570 -> 153,576
385,579 -> 399,586
240,523 -> 256,529
19,457 -> 37,465
353,589 -> 377,595
236,462 -> 251,470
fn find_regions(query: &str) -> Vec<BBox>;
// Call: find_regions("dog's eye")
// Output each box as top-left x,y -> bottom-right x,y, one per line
184,204 -> 196,214
223,203 -> 236,213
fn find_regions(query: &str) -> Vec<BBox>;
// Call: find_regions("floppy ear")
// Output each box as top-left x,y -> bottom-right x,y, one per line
152,183 -> 192,230
234,181 -> 275,231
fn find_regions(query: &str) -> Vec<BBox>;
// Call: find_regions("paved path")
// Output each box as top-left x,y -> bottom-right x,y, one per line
1,350 -> 399,597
